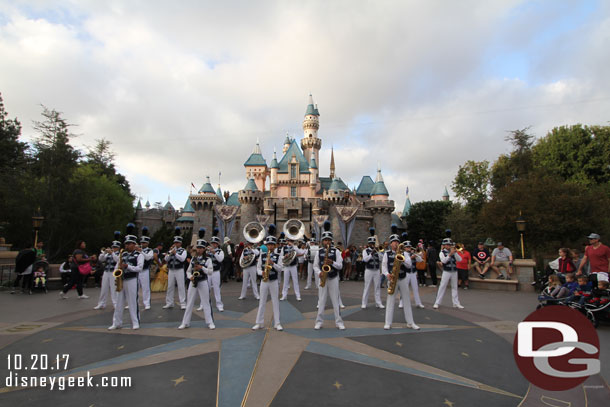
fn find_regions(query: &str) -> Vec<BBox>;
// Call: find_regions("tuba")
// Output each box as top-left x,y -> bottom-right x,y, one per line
282,220 -> 304,265
113,249 -> 124,292
241,222 -> 265,268
388,243 -> 405,295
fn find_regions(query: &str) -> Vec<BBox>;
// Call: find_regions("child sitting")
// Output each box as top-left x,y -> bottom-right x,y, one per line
573,275 -> 593,305
557,273 -> 578,298
588,276 -> 610,306
33,265 -> 46,287
542,275 -> 563,298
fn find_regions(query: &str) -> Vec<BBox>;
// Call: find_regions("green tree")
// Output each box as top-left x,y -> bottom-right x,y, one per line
532,124 -> 610,186
480,173 -> 610,258
405,200 -> 453,243
0,93 -> 33,247
445,204 -> 487,249
491,127 -> 535,192
29,106 -> 81,258
451,160 -> 490,213
85,138 -> 132,193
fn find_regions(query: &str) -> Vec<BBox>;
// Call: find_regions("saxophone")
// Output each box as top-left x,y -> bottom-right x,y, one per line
113,249 -> 124,292
262,249 -> 273,282
320,244 -> 332,288
388,243 -> 405,295
192,270 -> 201,288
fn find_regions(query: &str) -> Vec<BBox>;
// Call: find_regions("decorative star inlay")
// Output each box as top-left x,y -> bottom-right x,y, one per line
461,352 -> 469,358
32,299 -> 523,407
443,399 -> 454,407
42,338 -> 53,343
172,376 -> 187,387
117,345 -> 125,350
475,339 -> 483,343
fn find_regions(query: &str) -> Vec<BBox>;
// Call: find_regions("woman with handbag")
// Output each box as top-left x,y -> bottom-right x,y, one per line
60,240 -> 93,299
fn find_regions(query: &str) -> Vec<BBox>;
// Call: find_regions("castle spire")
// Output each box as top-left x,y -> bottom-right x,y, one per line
330,146 -> 335,179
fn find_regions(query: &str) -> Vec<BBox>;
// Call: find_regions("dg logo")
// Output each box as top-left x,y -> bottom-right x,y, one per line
513,305 -> 600,391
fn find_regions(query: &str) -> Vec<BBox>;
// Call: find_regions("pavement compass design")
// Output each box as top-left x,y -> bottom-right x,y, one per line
0,295 -> 528,407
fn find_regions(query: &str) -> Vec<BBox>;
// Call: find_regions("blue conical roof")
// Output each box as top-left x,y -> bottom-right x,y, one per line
305,94 -> 320,116
442,186 -> 450,198
270,149 -> 279,169
402,198 -> 411,216
183,198 -> 194,213
199,176 -> 216,194
244,178 -> 259,192
136,199 -> 142,210
371,167 -> 389,196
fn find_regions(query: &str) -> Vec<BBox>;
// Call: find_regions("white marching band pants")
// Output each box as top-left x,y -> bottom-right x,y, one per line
255,280 -> 281,327
113,277 -> 139,328
434,271 -> 460,306
210,271 -> 224,310
316,276 -> 344,326
97,271 -> 118,308
405,272 -> 423,306
282,265 -> 301,299
240,266 -> 259,299
166,268 -> 186,307
362,268 -> 382,307
385,277 -> 415,326
138,268 -> 151,307
181,279 -> 214,327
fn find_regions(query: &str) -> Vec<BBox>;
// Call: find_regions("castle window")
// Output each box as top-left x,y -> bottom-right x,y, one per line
309,134 -> 312,138
290,164 -> 296,179
291,186 -> 297,197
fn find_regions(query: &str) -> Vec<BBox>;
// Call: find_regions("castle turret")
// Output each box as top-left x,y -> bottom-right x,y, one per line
244,139 -> 268,192
365,167 -> 394,241
370,166 -> 389,201
190,176 -> 223,240
442,186 -> 450,201
401,186 -> 412,219
282,134 -> 291,155
309,155 -> 318,194
270,148 -> 279,197
301,94 -> 321,166
330,147 -> 336,180
238,177 -> 264,228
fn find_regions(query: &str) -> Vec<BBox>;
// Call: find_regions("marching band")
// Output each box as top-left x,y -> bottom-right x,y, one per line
95,220 -> 463,333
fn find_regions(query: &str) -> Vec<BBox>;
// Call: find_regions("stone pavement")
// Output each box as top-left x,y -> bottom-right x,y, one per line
0,280 -> 608,406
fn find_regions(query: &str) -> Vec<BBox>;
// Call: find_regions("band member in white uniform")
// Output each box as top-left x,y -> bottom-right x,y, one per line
109,224 -> 142,330
95,232 -> 120,310
403,237 -> 425,309
314,221 -> 345,330
433,237 -> 464,309
138,226 -> 154,310
163,227 -> 187,310
209,228 -> 225,312
252,224 -> 283,331
382,226 -> 420,330
280,238 -> 305,301
361,228 -> 385,309
239,241 -> 260,300
305,234 -> 319,290
179,230 -> 215,330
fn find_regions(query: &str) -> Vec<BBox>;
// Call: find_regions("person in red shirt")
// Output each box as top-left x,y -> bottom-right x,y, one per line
456,243 -> 472,289
577,233 -> 610,284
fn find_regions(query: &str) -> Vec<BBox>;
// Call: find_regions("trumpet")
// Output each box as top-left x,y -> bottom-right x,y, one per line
388,243 -> 405,295
113,249 -> 125,292
320,243 -> 332,288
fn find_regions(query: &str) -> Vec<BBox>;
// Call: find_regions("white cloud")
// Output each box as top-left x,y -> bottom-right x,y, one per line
1,1 -> 609,214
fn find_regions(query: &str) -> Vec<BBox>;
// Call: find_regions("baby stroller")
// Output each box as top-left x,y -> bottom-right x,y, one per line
536,286 -> 571,309
571,292 -> 610,328
30,260 -> 49,293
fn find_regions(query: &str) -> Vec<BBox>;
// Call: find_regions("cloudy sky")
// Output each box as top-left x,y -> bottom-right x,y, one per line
1,0 -> 609,213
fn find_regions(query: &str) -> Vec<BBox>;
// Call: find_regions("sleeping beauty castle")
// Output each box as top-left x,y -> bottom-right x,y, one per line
134,95 -> 424,246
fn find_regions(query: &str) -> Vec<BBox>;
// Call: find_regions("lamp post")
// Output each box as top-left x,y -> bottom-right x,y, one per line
32,209 -> 44,247
515,211 -> 526,259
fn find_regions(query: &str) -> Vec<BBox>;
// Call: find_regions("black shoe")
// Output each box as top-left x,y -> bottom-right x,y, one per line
496,275 -> 505,280
479,273 -> 485,279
